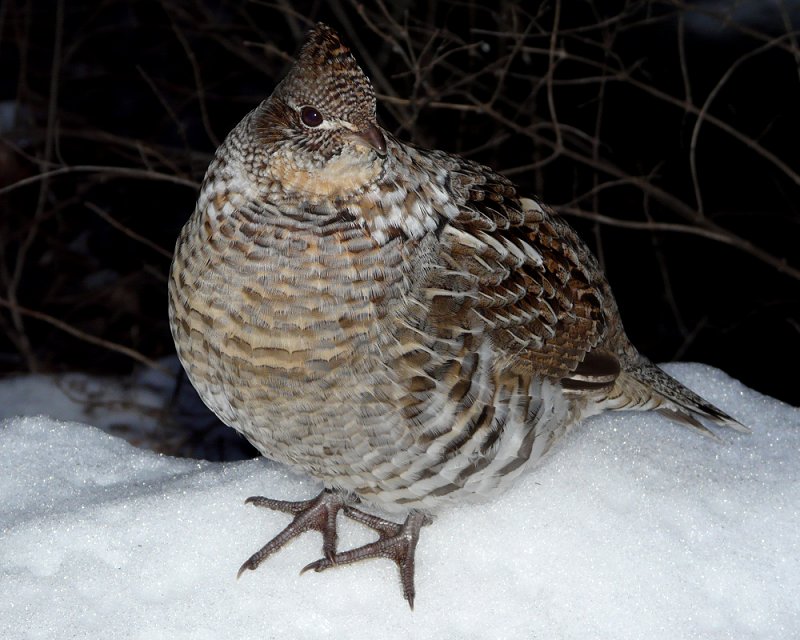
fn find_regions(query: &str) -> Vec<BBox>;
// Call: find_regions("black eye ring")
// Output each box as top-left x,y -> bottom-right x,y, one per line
300,106 -> 323,127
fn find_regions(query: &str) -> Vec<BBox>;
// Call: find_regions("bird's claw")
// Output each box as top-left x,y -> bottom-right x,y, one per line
239,489 -> 430,608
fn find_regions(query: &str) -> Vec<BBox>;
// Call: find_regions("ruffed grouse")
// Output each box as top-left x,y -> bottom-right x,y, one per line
168,23 -> 747,608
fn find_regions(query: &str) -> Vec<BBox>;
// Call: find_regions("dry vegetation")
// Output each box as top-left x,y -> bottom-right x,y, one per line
0,0 -> 798,452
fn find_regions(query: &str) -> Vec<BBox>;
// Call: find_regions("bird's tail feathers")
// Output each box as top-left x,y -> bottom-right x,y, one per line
615,360 -> 749,438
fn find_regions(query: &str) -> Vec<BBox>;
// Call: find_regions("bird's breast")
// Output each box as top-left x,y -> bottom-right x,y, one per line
169,200 -> 420,402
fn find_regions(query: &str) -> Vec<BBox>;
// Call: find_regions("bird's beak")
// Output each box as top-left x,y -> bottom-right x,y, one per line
351,124 -> 387,157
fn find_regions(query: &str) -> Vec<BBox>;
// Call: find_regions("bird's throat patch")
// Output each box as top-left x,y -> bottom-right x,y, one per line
271,152 -> 382,200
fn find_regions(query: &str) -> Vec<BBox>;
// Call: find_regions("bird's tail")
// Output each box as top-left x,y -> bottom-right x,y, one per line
612,359 -> 750,438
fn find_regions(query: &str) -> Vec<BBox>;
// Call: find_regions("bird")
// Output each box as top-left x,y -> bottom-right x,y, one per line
168,23 -> 748,608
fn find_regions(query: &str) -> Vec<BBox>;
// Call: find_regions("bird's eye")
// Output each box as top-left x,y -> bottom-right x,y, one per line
300,106 -> 323,127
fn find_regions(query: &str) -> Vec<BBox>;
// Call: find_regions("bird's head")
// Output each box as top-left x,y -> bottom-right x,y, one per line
251,23 -> 387,204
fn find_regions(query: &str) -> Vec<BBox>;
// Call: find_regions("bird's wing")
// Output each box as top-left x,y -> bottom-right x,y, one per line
424,160 -> 623,389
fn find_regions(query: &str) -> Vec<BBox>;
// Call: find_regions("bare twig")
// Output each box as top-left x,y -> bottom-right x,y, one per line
560,206 -> 800,281
3,0 -> 67,371
85,202 -> 173,259
165,5 -> 220,148
0,165 -> 199,197
0,295 -> 169,375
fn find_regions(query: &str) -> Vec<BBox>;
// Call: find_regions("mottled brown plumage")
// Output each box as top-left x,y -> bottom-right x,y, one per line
168,23 -> 747,608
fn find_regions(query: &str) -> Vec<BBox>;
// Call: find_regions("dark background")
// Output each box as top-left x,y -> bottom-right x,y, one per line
1,0 -> 798,457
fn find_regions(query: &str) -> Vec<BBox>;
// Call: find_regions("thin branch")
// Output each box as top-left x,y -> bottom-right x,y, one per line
166,5 -> 220,148
4,0 -> 67,371
689,25 -> 794,216
0,165 -> 199,197
85,202 -> 173,259
0,295 -> 170,375
560,206 -> 800,281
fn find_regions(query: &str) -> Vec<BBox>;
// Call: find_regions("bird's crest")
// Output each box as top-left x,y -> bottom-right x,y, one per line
274,23 -> 377,125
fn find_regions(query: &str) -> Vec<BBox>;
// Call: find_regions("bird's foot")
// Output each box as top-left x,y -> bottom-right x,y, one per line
302,508 -> 432,609
237,489 -> 345,577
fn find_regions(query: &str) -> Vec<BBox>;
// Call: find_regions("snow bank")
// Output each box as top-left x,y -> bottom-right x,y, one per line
1,363 -> 798,639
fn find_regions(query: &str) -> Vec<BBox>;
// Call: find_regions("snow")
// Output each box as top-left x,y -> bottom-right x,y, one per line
0,372 -> 170,443
1,363 -> 798,639
0,367 -> 257,460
